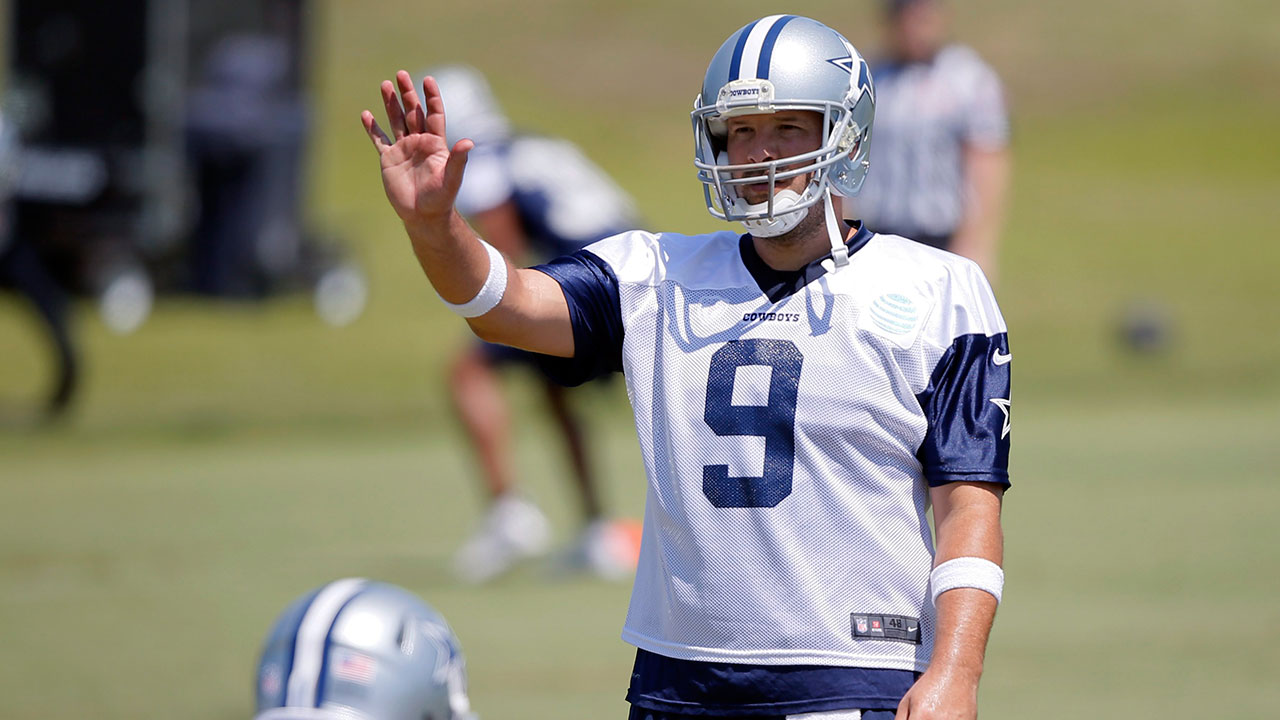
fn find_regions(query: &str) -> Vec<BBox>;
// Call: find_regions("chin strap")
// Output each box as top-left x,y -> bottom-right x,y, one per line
736,189 -> 806,238
819,189 -> 849,272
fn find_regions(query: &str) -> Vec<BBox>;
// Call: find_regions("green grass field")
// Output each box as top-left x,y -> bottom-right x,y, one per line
2,1 -> 1279,718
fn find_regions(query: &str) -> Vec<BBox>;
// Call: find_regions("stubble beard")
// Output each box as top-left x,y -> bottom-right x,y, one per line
755,199 -> 829,253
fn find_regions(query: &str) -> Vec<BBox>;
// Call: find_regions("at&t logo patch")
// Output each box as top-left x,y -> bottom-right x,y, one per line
869,293 -> 920,335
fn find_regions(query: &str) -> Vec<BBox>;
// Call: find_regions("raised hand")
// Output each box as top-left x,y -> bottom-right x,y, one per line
360,70 -> 473,228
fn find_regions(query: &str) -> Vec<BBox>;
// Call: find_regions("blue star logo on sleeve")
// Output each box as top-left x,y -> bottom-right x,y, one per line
989,398 -> 1011,439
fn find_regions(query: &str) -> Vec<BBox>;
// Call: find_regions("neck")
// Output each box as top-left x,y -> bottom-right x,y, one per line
751,197 -> 851,271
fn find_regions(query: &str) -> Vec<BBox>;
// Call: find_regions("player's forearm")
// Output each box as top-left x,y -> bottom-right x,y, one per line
927,586 -> 997,687
403,209 -> 493,304
925,482 -> 1004,683
898,586 -> 994,720
403,211 -> 574,356
465,268 -> 574,356
952,146 -> 1011,281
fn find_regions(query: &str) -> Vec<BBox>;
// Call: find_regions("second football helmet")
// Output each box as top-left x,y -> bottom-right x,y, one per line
425,64 -> 512,149
254,578 -> 475,720
692,15 -> 875,240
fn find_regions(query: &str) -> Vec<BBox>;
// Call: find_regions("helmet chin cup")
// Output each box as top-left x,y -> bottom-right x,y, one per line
734,189 -> 807,237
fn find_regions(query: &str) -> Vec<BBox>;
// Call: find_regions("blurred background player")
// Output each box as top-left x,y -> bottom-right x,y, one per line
850,0 -> 1011,280
426,65 -> 642,584
254,578 -> 476,720
184,31 -> 310,299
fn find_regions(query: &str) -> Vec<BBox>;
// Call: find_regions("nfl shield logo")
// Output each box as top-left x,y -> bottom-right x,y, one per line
855,617 -> 868,633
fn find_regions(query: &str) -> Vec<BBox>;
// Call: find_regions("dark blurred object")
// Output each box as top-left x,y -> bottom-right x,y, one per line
5,0 -> 365,332
1117,299 -> 1173,355
185,32 -> 308,298
0,239 -> 78,417
882,0 -> 929,15
0,100 -> 78,420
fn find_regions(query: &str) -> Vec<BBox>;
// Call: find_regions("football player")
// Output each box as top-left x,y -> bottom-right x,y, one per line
362,14 -> 1009,719
253,578 -> 475,720
422,65 -> 642,584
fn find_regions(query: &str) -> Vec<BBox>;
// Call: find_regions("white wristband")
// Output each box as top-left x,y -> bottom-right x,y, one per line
929,557 -> 1004,606
440,239 -> 508,318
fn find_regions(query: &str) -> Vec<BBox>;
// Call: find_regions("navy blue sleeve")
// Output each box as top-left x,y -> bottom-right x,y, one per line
529,249 -> 624,387
914,332 -> 1011,487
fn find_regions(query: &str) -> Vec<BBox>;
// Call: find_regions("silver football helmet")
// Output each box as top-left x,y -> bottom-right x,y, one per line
424,64 -> 511,149
692,15 -> 874,252
254,578 -> 476,720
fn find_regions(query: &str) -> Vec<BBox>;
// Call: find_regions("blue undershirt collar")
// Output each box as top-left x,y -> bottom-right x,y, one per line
739,221 -> 875,303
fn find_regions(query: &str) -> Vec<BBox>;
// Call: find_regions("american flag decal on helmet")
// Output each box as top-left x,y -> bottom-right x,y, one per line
333,649 -> 378,685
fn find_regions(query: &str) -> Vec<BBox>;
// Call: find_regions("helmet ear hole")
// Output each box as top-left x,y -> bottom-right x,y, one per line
837,125 -> 859,154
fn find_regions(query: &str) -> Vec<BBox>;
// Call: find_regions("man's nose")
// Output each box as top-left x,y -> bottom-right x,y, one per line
747,137 -> 777,164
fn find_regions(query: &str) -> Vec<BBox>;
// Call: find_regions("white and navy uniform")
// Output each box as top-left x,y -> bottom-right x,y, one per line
533,225 -> 1011,716
852,45 -> 1010,248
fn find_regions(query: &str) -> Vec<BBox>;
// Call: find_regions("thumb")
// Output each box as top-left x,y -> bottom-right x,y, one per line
443,138 -> 474,197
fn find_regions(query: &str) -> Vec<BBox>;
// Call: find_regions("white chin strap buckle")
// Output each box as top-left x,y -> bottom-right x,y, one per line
735,189 -> 806,238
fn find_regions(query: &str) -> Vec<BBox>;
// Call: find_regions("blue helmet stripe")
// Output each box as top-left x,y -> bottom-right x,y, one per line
314,587 -> 371,706
755,14 -> 798,80
728,18 -> 762,80
272,586 -> 324,710
284,577 -> 368,707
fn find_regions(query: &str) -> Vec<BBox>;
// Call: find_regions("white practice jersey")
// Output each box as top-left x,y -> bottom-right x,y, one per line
535,226 -> 1011,672
852,45 -> 1009,241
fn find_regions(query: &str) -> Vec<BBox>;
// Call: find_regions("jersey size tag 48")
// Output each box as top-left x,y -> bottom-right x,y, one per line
850,613 -> 921,644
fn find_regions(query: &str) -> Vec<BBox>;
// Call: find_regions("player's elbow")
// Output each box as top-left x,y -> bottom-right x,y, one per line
466,317 -> 506,345
465,314 -> 528,349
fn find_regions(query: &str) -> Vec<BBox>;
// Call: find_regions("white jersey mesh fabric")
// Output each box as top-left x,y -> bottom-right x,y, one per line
583,229 -> 1006,672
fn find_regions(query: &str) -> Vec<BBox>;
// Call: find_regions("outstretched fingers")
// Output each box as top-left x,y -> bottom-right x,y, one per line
421,75 -> 448,140
395,70 -> 427,135
361,110 -> 393,152
380,79 -> 408,140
